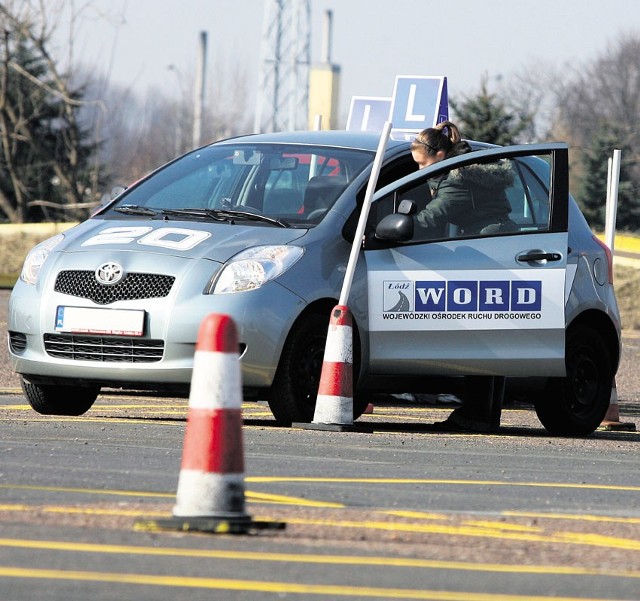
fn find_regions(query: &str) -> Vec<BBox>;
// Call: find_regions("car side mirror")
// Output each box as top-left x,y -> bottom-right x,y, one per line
374,199 -> 416,242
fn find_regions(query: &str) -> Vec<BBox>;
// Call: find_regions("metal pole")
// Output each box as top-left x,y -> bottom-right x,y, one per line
192,31 -> 207,148
338,121 -> 392,306
605,149 -> 621,253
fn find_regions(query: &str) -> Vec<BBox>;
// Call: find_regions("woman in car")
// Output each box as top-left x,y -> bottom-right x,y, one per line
410,121 -> 515,237
410,120 -> 510,433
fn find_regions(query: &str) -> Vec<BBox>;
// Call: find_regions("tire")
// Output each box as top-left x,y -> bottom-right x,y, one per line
534,325 -> 613,436
267,312 -> 368,425
21,377 -> 100,416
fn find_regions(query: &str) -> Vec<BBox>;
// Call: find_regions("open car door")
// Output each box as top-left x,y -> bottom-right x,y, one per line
363,143 -> 569,378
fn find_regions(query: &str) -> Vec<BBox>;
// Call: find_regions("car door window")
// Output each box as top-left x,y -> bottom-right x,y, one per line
373,153 -> 553,244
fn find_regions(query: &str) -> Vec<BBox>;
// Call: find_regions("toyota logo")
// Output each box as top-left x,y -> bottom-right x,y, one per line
95,262 -> 124,285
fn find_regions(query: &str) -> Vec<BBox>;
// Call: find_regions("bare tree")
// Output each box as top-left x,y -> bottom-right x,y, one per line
550,34 -> 640,229
86,57 -> 254,189
0,0 -> 104,222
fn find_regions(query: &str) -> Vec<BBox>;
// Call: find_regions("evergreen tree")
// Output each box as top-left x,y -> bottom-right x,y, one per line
0,21 -> 101,222
451,76 -> 532,145
577,126 -> 640,232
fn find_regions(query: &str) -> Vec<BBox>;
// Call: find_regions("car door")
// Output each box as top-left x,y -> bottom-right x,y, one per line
362,143 -> 569,378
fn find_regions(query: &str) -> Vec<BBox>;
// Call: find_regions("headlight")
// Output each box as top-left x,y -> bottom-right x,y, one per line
20,234 -> 65,285
207,245 -> 304,294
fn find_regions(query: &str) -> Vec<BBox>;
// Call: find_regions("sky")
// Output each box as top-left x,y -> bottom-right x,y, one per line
59,0 -> 640,128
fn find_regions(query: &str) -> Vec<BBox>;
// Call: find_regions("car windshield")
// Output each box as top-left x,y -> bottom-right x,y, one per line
105,143 -> 373,227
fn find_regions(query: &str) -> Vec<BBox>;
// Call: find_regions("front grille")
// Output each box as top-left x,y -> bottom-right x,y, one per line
54,270 -> 175,305
8,331 -> 27,354
44,333 -> 164,363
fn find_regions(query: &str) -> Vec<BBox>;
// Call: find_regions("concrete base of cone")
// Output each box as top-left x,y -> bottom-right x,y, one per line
598,420 -> 636,432
136,515 -> 286,535
598,422 -> 636,432
293,421 -> 373,432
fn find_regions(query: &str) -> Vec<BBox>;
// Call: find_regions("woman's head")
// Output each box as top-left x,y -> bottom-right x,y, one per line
410,121 -> 466,169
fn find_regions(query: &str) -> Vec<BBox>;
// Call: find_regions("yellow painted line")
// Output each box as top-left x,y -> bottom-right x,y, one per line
247,491 -> 344,508
0,416 -> 185,425
0,484 -> 340,508
461,520 -> 543,533
383,510 -> 450,521
0,483 -> 173,499
4,477 -> 639,504
282,516 -> 640,552
0,538 -> 638,581
0,566 -> 629,600
504,511 -> 640,525
247,476 -> 640,493
0,538 -> 626,579
4,500 -> 639,552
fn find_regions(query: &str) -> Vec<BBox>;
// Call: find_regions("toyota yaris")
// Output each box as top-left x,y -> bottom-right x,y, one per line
8,130 -> 621,435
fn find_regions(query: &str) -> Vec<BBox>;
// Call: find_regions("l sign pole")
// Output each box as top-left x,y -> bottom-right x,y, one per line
338,121 -> 393,306
605,149 -> 621,253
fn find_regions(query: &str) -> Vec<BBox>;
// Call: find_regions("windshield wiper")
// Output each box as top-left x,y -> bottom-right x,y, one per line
211,209 -> 290,228
160,208 -> 227,222
116,206 -> 291,227
113,204 -> 159,216
161,208 -> 289,228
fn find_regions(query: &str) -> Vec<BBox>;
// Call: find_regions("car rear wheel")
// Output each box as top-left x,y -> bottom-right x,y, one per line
21,377 -> 100,416
267,311 -> 368,425
534,325 -> 613,436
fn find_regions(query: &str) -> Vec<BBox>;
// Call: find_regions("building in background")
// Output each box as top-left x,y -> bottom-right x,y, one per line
308,10 -> 341,130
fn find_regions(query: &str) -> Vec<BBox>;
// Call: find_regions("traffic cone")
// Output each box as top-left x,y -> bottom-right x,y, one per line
599,378 -> 636,431
137,314 -> 285,534
295,305 -> 371,432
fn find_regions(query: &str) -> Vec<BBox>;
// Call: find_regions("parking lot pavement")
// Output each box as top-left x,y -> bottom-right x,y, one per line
1,390 -> 640,600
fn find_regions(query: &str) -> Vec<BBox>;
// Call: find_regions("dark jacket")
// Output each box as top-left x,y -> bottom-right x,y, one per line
416,161 -> 514,236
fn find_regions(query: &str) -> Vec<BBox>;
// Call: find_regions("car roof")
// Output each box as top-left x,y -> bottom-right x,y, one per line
212,129 -> 498,155
213,130 -> 411,152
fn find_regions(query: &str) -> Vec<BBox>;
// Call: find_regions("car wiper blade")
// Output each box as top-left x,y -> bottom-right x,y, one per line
160,208 -> 227,222
210,209 -> 290,228
113,204 -> 159,216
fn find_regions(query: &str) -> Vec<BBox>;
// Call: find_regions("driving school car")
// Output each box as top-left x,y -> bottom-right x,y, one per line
8,131 -> 621,435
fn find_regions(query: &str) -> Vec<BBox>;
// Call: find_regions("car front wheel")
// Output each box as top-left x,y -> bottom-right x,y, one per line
267,311 -> 368,425
534,325 -> 613,436
21,377 -> 100,416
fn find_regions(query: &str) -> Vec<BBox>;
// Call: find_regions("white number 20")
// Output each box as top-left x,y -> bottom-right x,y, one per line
82,226 -> 211,251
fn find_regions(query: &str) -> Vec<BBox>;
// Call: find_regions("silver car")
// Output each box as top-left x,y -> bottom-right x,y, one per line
7,131 -> 621,435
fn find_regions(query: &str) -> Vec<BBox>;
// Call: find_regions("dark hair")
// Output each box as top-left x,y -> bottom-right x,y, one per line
410,120 -> 468,159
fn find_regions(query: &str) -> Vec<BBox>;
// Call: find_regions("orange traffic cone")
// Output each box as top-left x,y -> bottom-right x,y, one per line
295,305 -> 371,432
599,378 -> 636,432
137,314 -> 284,534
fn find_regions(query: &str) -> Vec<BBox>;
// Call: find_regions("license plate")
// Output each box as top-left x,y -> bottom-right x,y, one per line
55,306 -> 145,336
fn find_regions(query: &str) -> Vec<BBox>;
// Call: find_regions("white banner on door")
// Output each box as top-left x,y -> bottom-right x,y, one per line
369,269 -> 565,331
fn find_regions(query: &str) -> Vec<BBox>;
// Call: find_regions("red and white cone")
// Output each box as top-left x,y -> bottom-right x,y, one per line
295,305 -> 371,432
599,378 -> 636,432
313,305 -> 354,426
173,313 -> 248,521
137,314 -> 284,534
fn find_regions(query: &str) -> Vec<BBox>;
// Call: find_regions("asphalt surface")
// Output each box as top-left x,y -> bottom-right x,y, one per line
2,287 -> 640,600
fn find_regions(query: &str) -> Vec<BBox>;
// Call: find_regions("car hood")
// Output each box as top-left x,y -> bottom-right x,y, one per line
55,218 -> 310,264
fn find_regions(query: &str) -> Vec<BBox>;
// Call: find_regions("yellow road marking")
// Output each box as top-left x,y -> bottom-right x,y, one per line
247,476 -> 640,493
2,499 -> 640,552
0,484 -> 342,508
383,510 -> 450,520
504,510 -> 640,525
280,516 -> 640,551
0,537 -> 637,580
0,566 -> 631,600
247,491 -> 344,507
0,484 -> 173,499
